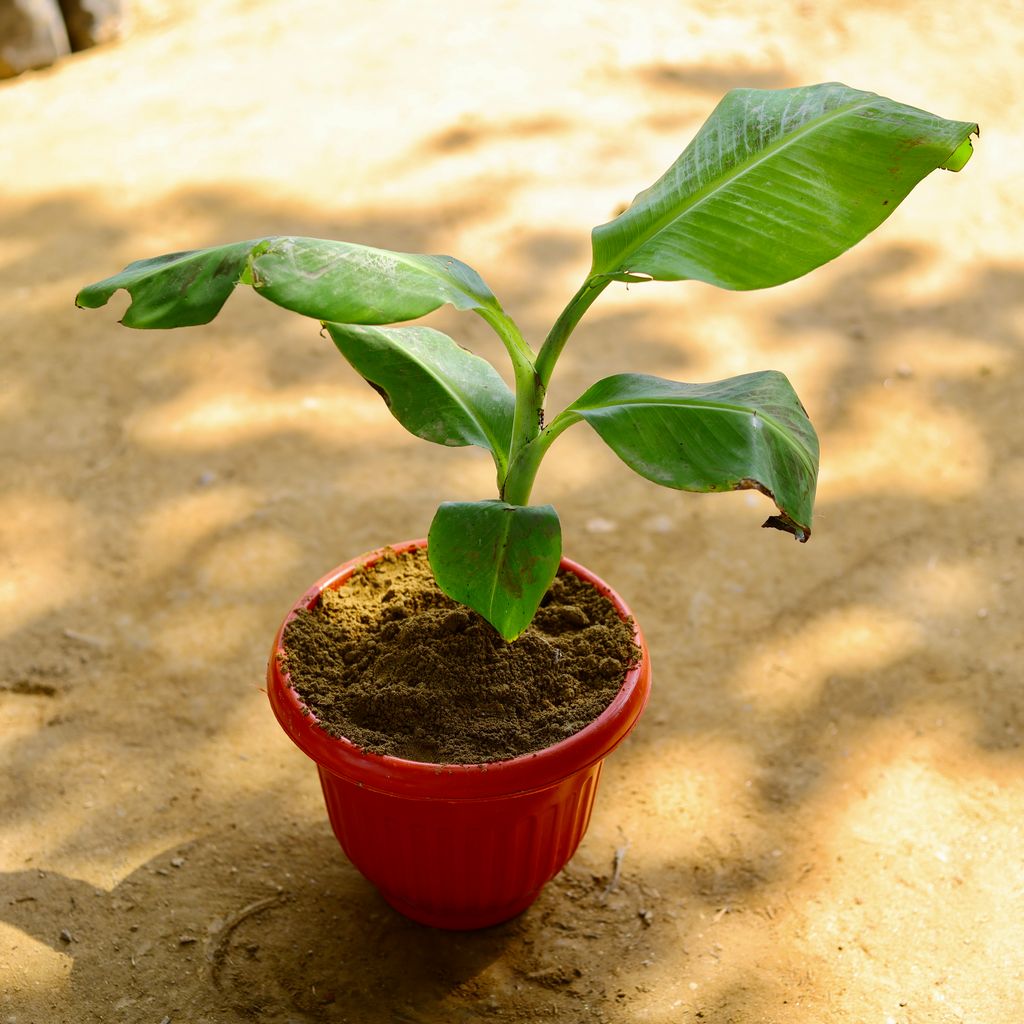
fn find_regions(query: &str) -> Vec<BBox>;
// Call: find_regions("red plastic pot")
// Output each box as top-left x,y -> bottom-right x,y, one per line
267,539 -> 651,930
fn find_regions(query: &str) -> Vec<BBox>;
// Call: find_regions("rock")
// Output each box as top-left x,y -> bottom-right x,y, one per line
0,0 -> 70,79
56,0 -> 123,51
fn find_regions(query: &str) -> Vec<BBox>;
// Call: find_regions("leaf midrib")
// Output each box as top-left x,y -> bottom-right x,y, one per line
596,94 -> 877,274
486,510 -> 514,623
431,360 -> 512,471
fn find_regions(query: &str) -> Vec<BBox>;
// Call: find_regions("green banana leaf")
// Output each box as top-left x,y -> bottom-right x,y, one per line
559,371 -> 819,539
591,82 -> 978,290
324,322 -> 515,474
428,501 -> 562,641
75,236 -> 500,328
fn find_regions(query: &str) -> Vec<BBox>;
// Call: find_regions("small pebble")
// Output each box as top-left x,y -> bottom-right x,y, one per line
560,605 -> 590,628
170,857 -> 185,868
59,929 -> 74,944
645,514 -> 673,533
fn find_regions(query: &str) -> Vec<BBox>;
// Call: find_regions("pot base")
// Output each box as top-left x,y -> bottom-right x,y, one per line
380,889 -> 541,931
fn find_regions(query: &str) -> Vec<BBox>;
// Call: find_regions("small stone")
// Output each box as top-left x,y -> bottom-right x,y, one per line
438,609 -> 470,635
170,857 -> 185,868
559,605 -> 590,629
178,934 -> 197,945
0,0 -> 70,79
59,928 -> 74,944
56,0 -> 123,51
645,514 -> 673,533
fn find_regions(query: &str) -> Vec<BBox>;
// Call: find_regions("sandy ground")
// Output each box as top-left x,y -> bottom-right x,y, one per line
2,1 -> 1022,1021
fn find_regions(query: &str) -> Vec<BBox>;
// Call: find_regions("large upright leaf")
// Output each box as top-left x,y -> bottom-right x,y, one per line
324,322 -> 515,472
560,371 -> 818,539
428,501 -> 562,641
75,236 -> 500,329
591,83 -> 978,290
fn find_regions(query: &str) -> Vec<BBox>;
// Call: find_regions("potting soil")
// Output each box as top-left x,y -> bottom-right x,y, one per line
281,547 -> 639,764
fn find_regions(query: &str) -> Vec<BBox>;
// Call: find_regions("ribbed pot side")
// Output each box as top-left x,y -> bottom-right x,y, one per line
267,539 -> 652,930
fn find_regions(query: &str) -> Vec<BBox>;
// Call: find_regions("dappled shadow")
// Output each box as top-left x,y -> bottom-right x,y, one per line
0,825 -> 515,1022
3,73 -> 1021,1022
417,113 -> 570,156
637,63 -> 794,94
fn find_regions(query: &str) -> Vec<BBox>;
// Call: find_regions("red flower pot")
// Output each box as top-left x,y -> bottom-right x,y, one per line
267,539 -> 651,930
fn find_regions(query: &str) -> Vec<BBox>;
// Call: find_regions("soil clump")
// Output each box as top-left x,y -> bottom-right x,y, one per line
281,547 -> 640,764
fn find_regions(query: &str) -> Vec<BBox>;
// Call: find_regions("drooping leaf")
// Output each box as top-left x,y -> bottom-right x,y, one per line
591,83 -> 978,290
428,501 -> 562,641
561,371 -> 818,540
75,236 -> 500,329
250,237 -> 500,322
324,322 -> 515,472
75,241 -> 259,328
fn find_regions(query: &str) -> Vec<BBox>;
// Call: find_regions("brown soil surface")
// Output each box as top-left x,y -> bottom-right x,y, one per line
1,2 -> 1021,1021
281,546 -> 637,763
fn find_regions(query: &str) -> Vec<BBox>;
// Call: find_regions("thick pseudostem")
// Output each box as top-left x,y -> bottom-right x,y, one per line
282,547 -> 639,764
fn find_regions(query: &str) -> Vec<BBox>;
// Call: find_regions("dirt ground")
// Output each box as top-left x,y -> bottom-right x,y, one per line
2,1 -> 1022,1021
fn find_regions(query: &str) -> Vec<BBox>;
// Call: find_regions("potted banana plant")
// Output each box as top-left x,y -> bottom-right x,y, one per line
77,83 -> 976,928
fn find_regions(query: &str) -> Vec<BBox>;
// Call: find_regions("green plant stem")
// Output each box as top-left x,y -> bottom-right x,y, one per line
534,277 -> 610,389
500,411 -> 582,506
499,277 -> 610,504
477,307 -> 544,487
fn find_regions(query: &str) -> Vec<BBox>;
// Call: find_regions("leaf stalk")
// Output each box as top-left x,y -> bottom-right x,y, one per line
535,277 -> 610,389
477,307 -> 544,488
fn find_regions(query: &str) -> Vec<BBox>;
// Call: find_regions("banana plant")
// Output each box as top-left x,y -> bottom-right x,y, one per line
77,83 -> 977,640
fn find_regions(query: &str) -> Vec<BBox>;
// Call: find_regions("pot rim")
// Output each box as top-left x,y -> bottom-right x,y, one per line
267,539 -> 651,799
